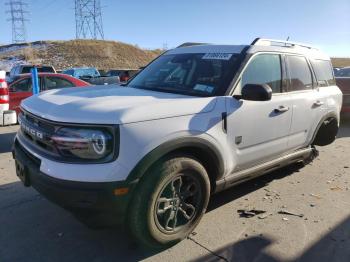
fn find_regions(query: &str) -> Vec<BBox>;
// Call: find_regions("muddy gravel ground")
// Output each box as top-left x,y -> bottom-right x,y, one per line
0,122 -> 349,262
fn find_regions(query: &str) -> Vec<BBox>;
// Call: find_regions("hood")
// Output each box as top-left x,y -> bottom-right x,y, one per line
21,85 -> 218,124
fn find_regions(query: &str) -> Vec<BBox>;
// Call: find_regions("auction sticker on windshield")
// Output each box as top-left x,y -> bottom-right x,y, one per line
202,53 -> 233,60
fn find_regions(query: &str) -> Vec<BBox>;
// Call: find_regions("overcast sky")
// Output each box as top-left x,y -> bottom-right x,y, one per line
1,0 -> 349,56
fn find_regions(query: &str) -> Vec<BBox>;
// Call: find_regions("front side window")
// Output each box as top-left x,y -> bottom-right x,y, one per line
241,54 -> 282,93
12,79 -> 31,92
12,77 -> 42,92
127,53 -> 240,96
45,77 -> 74,90
286,56 -> 313,91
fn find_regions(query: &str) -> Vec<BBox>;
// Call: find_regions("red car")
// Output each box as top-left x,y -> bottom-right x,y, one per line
335,77 -> 350,117
9,73 -> 90,115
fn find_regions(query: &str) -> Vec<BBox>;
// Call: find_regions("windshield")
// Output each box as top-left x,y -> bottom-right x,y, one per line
127,53 -> 240,96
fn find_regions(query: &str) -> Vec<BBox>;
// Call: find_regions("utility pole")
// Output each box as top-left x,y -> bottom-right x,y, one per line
75,0 -> 104,40
5,0 -> 29,43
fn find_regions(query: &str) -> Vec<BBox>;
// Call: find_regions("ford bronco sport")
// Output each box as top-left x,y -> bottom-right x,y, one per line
13,38 -> 342,248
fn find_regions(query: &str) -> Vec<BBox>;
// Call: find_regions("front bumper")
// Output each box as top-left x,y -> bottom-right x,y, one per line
12,139 -> 136,225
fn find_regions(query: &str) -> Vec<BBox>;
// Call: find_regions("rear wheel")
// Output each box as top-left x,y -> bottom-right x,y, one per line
128,156 -> 210,248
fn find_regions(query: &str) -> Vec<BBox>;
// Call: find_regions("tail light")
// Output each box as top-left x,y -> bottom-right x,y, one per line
0,78 -> 9,104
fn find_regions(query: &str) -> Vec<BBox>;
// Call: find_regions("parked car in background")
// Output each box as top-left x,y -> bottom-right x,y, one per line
336,76 -> 350,117
105,69 -> 140,82
63,67 -> 120,85
62,67 -> 101,79
7,65 -> 56,84
334,66 -> 350,77
9,73 -> 90,115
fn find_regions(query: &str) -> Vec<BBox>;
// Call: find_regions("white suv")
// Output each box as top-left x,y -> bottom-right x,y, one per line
13,38 -> 342,248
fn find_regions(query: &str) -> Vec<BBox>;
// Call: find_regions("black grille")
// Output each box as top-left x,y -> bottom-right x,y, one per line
19,111 -> 58,155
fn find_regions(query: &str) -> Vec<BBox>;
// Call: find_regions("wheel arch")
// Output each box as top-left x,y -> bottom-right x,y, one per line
126,137 -> 225,192
311,111 -> 339,146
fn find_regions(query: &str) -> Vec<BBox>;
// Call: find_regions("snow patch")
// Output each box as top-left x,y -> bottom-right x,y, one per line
0,42 -> 48,55
0,42 -> 49,71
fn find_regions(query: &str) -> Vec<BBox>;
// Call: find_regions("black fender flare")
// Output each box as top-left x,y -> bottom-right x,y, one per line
311,112 -> 339,146
126,137 -> 225,184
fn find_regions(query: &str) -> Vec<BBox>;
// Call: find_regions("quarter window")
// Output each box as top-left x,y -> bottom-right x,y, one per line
286,56 -> 313,91
241,54 -> 282,93
311,59 -> 336,87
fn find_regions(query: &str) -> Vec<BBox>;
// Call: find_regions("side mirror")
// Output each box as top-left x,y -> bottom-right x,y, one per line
241,84 -> 272,101
9,87 -> 15,92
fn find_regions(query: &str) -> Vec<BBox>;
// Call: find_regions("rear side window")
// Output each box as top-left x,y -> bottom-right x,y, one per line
45,77 -> 74,90
241,54 -> 282,93
311,60 -> 335,87
286,56 -> 313,91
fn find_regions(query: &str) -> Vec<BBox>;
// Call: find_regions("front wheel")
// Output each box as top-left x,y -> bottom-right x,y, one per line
128,156 -> 210,248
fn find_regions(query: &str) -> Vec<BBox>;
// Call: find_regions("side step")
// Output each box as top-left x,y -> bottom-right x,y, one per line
215,147 -> 317,193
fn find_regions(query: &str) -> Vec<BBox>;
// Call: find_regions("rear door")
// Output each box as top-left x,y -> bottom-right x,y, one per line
226,53 -> 293,170
285,55 -> 327,150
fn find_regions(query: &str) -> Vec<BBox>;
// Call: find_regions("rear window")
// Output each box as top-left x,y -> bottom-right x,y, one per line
311,60 -> 335,87
21,66 -> 55,74
74,68 -> 100,78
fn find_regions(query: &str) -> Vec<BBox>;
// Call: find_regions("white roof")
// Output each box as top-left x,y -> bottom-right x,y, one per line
167,45 -> 248,55
166,43 -> 330,60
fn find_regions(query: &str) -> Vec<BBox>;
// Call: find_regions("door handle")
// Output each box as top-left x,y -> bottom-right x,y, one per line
274,106 -> 290,113
313,101 -> 324,107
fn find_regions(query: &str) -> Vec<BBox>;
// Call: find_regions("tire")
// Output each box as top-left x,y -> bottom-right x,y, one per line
128,156 -> 210,249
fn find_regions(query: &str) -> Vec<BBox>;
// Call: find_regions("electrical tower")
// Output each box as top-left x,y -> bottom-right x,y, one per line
75,0 -> 104,40
5,0 -> 29,43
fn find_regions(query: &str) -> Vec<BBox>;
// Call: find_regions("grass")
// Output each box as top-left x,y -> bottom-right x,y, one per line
0,39 -> 163,71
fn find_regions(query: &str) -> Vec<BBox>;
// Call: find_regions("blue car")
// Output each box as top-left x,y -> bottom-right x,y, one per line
62,67 -> 100,79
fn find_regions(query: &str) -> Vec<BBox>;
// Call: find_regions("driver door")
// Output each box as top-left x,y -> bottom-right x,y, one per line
226,53 -> 292,171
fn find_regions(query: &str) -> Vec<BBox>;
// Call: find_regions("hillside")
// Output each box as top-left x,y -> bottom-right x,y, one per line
0,40 -> 162,71
0,40 -> 349,72
331,58 -> 350,68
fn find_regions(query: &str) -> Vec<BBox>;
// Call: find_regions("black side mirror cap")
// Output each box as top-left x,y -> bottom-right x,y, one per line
241,84 -> 272,101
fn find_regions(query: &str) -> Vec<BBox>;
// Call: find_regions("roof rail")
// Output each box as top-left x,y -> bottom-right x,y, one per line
251,38 -> 318,50
176,42 -> 208,48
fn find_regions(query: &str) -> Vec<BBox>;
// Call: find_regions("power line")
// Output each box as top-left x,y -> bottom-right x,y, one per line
5,0 -> 29,43
74,0 -> 104,40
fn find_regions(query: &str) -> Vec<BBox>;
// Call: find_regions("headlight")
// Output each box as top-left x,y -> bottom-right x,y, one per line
52,127 -> 114,160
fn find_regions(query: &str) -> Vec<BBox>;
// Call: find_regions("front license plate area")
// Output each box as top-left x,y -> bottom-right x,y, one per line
15,160 -> 30,187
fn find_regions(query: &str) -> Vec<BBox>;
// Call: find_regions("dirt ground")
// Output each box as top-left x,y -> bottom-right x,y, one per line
0,121 -> 349,262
